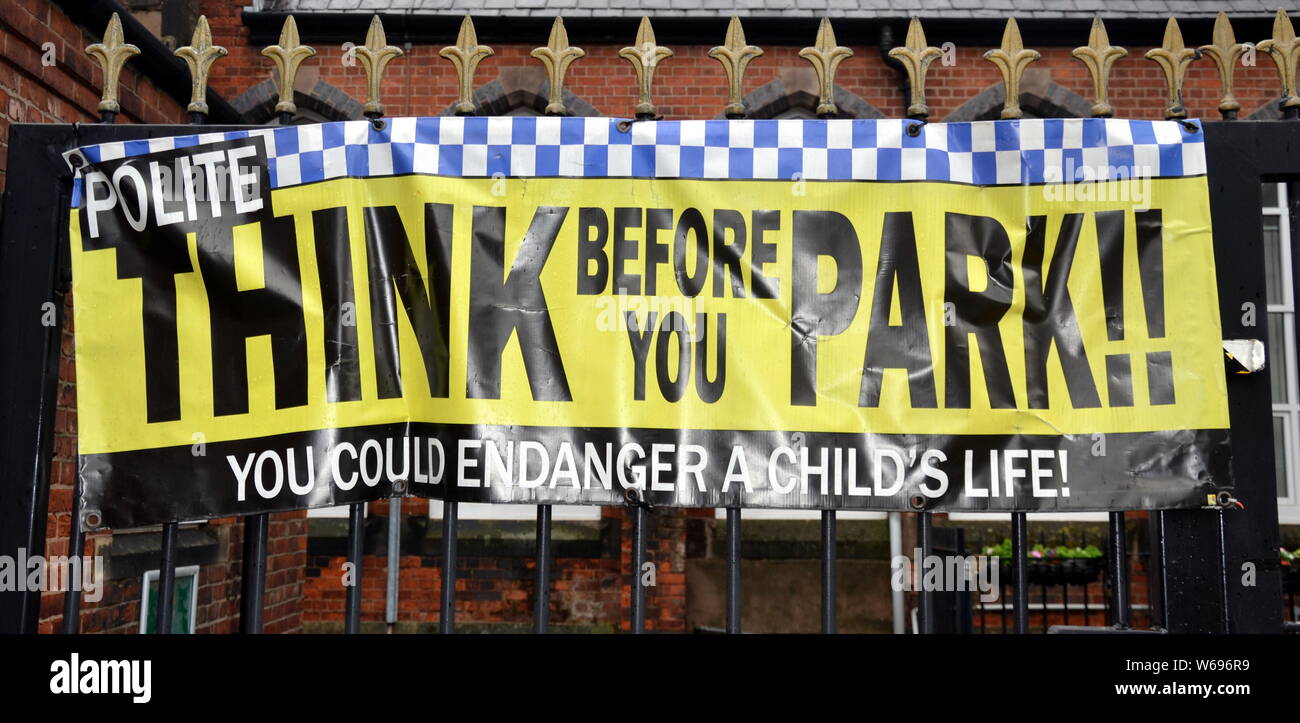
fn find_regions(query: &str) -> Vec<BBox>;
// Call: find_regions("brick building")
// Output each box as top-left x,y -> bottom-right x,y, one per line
3,0 -> 1296,634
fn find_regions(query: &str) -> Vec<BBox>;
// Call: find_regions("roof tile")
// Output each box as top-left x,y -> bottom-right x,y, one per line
264,0 -> 1277,20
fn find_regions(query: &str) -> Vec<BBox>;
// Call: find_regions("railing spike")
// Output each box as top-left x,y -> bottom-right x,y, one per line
1199,12 -> 1247,118
620,17 -> 673,120
799,17 -> 852,118
1072,16 -> 1127,118
709,16 -> 763,119
531,18 -> 585,117
261,15 -> 316,119
1145,17 -> 1198,120
354,15 -> 403,118
174,15 -> 227,116
440,16 -> 493,117
1258,9 -> 1300,112
984,18 -> 1040,120
888,17 -> 943,120
85,13 -> 140,118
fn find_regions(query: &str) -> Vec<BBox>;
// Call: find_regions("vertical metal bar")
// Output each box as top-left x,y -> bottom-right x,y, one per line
956,528 -> 971,634
61,509 -> 84,634
888,511 -> 904,634
630,504 -> 647,634
1039,531 -> 1048,633
1000,578 -> 1008,634
976,531 -> 986,633
1082,579 -> 1091,626
1147,510 -> 1166,628
155,522 -> 178,634
344,502 -> 364,634
1108,511 -> 1130,628
916,511 -> 933,634
385,498 -> 401,632
1040,573 -> 1049,632
534,504 -> 551,634
1216,509 -> 1232,633
820,509 -> 836,634
1011,512 -> 1029,634
726,507 -> 741,634
1063,530 -> 1073,627
440,501 -> 458,634
1081,525 -> 1092,621
239,513 -> 268,634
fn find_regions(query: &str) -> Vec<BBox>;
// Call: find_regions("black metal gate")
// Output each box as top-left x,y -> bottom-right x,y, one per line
0,9 -> 1294,635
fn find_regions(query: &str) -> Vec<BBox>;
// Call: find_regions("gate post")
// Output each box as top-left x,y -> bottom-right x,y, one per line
0,125 -> 75,634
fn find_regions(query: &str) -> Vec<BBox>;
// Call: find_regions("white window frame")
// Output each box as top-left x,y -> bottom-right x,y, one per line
139,564 -> 200,634
428,500 -> 601,521
1264,184 -> 1300,523
309,500 -> 601,521
715,509 -> 885,521
308,503 -> 360,519
947,511 -> 1107,523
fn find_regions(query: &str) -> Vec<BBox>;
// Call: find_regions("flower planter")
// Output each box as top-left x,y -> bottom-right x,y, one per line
1283,564 -> 1300,594
998,557 -> 1104,586
1062,557 -> 1105,585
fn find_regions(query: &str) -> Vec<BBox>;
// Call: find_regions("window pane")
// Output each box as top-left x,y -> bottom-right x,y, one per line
1263,182 -> 1280,207
1269,313 -> 1290,403
1264,216 -> 1285,306
1275,415 -> 1290,498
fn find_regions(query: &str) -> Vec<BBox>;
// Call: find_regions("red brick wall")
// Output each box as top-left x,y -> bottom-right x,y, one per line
0,0 -> 190,192
11,0 -> 1288,633
202,3 -> 1284,122
301,505 -> 696,632
0,0 -> 308,635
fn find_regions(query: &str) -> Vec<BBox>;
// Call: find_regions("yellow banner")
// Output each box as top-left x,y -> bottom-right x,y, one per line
71,173 -> 1226,456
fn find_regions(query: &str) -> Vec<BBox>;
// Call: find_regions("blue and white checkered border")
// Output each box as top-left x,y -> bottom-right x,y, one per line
66,117 -> 1206,206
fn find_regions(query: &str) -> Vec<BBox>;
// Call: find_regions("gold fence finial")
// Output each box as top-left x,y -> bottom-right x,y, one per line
85,13 -> 140,116
440,16 -> 493,116
1072,16 -> 1127,118
984,18 -> 1040,120
800,17 -> 852,118
261,15 -> 316,118
888,17 -> 942,119
354,15 -> 403,118
1258,9 -> 1300,111
1199,12 -> 1247,116
1145,17 -> 1198,119
709,16 -> 763,119
531,18 -> 585,116
174,15 -> 227,116
620,17 -> 673,119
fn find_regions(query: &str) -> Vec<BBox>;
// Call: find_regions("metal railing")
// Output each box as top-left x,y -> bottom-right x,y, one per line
21,7 -> 1300,635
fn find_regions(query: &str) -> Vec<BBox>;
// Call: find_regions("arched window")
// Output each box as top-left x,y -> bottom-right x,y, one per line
1248,97 -> 1289,120
735,72 -> 884,120
232,78 -> 365,124
443,68 -> 599,117
944,70 -> 1091,122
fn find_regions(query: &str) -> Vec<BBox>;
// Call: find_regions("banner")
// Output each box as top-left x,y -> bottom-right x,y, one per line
66,117 -> 1231,527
